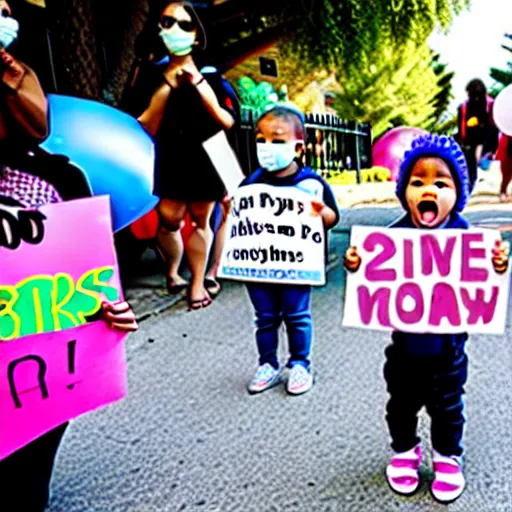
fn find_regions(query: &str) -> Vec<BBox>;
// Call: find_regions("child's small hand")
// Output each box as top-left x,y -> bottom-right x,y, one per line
492,239 -> 510,274
311,200 -> 337,228
102,300 -> 138,332
344,246 -> 361,272
311,199 -> 325,216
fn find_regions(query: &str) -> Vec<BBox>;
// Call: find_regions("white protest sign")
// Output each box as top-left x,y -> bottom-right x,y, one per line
203,131 -> 245,197
217,183 -> 326,285
343,226 -> 511,334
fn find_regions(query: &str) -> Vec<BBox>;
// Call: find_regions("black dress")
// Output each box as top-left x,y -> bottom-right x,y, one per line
122,59 -> 237,202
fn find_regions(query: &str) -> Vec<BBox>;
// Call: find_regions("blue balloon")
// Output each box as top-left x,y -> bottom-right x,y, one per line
41,94 -> 159,232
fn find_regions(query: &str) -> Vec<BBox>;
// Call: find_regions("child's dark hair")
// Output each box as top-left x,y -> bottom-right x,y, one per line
257,106 -> 305,140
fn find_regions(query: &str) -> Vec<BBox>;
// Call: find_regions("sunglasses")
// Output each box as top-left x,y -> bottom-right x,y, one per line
160,15 -> 195,32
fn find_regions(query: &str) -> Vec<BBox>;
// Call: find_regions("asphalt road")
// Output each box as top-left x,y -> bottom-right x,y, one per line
46,210 -> 512,512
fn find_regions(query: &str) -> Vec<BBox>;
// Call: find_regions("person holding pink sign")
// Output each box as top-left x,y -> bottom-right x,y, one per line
0,164 -> 138,511
344,134 -> 509,503
0,5 -> 138,509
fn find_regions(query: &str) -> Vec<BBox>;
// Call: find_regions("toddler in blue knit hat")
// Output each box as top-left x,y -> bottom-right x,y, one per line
344,134 -> 509,503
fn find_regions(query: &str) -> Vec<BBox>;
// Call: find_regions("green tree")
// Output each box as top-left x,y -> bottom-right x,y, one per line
332,39 -> 440,137
490,33 -> 512,94
280,0 -> 470,71
427,52 -> 455,130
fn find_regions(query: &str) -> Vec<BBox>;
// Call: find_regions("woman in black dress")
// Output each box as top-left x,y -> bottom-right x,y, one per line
134,1 -> 235,310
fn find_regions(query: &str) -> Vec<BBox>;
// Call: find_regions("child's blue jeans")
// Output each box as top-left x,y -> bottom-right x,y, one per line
246,283 -> 312,370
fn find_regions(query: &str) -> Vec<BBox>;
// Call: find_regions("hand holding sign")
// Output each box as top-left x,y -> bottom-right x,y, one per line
102,300 -> 138,332
492,240 -> 510,274
344,246 -> 362,272
310,199 -> 337,228
343,227 -> 511,334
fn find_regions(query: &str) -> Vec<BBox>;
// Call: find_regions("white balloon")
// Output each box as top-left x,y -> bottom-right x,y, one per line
494,84 -> 512,136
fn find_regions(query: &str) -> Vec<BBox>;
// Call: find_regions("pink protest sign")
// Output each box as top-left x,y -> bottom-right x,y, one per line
0,323 -> 126,460
0,196 -> 127,460
343,226 -> 511,334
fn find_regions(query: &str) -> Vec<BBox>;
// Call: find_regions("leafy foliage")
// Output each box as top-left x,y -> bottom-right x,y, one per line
490,33 -> 512,95
236,77 -> 280,118
427,52 -> 455,131
331,40 -> 441,137
278,0 -> 470,72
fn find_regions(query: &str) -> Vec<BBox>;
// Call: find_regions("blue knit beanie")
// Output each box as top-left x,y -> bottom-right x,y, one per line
395,134 -> 470,212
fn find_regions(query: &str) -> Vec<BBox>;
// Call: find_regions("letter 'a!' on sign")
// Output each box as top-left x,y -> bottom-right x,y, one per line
343,226 -> 511,334
0,196 -> 128,461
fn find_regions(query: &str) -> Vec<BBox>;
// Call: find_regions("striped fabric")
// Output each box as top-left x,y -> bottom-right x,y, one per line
385,444 -> 422,495
431,451 -> 465,503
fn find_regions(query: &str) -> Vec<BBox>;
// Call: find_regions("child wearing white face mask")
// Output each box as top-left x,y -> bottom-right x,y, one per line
241,105 -> 339,395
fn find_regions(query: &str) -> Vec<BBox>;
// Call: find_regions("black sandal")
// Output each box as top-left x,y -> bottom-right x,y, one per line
204,277 -> 221,297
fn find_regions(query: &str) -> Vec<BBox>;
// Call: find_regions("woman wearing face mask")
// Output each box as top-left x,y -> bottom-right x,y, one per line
127,1 -> 235,310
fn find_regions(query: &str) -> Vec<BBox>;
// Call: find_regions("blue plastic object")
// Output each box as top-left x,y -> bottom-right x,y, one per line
41,94 -> 159,232
479,156 -> 491,171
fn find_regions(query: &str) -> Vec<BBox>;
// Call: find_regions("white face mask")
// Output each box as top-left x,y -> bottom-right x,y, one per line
256,142 -> 296,173
0,15 -> 18,49
159,24 -> 196,57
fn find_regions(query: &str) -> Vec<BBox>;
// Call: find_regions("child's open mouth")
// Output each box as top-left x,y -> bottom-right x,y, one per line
417,200 -> 438,225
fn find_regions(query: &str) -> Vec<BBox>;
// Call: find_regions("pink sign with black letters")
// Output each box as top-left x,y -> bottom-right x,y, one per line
0,196 -> 127,460
343,226 -> 511,334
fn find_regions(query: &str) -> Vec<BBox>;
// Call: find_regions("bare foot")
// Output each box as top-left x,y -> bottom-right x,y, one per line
188,283 -> 212,310
187,287 -> 212,310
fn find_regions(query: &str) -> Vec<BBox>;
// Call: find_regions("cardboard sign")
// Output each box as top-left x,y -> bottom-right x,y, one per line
203,131 -> 245,197
217,184 -> 326,285
343,226 -> 511,334
0,197 -> 127,460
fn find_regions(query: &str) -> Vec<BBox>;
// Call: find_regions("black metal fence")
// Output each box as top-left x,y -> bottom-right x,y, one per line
235,107 -> 373,182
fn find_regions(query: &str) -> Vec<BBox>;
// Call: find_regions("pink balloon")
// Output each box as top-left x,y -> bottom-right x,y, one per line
372,127 -> 427,181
